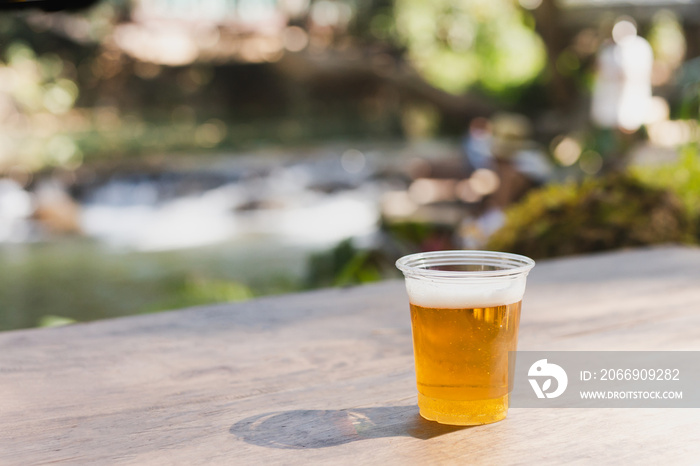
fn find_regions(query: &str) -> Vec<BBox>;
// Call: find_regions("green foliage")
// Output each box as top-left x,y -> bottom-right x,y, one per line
487,175 -> 694,259
384,220 -> 435,246
144,277 -> 253,313
383,220 -> 457,252
647,11 -> 686,75
305,239 -> 385,288
305,222 -> 460,289
0,41 -> 83,170
632,145 -> 700,219
38,315 -> 77,328
393,0 -> 546,95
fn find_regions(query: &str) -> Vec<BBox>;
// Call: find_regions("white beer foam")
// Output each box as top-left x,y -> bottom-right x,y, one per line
405,276 -> 526,308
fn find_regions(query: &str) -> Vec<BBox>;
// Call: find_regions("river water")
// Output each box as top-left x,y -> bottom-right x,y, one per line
0,141 -> 460,330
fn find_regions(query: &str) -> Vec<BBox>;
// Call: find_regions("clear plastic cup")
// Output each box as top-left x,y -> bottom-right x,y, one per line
396,250 -> 535,425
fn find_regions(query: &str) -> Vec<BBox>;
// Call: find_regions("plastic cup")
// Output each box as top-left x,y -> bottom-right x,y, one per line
396,250 -> 535,425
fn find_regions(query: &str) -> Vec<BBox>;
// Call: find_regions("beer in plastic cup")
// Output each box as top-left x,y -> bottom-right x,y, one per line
396,250 -> 535,425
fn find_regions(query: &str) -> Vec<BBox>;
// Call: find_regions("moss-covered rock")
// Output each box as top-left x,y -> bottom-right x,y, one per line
487,175 -> 694,259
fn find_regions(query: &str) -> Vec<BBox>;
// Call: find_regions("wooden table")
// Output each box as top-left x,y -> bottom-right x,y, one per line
2,246 -> 700,464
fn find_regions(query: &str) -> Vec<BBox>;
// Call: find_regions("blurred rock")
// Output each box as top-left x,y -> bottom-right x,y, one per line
33,180 -> 82,235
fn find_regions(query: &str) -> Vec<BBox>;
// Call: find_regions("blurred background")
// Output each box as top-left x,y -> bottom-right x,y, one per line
1,0 -> 699,330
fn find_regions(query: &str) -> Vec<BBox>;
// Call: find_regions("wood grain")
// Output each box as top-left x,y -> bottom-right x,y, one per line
1,246 -> 699,465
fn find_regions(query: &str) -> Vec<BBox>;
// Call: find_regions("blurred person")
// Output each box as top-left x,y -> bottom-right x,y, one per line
590,18 -> 653,170
458,113 -> 552,248
489,113 -> 539,209
591,18 -> 653,132
462,117 -> 495,175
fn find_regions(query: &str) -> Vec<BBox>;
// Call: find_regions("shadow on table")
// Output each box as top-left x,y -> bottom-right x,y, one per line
230,405 -> 470,449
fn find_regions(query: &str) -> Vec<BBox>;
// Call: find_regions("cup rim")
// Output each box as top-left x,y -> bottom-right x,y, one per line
395,250 -> 535,280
